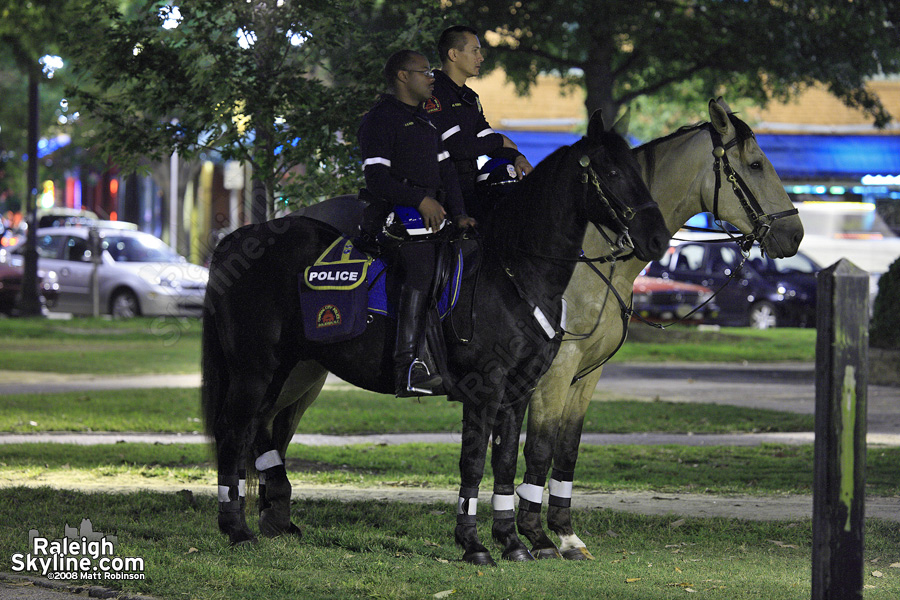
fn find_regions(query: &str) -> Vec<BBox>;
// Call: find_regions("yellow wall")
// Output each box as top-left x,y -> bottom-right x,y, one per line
470,69 -> 900,134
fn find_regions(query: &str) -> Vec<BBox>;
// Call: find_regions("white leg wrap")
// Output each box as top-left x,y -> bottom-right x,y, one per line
549,478 -> 573,499
255,450 -> 283,471
218,485 -> 231,502
516,482 -> 544,504
238,478 -> 246,497
457,496 -> 478,516
491,494 -> 516,512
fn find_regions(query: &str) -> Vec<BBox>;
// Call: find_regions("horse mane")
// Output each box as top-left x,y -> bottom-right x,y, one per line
635,112 -> 754,155
487,142 -> 580,253
634,112 -> 755,188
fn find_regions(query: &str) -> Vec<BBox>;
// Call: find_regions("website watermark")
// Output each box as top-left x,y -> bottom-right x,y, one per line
10,518 -> 145,581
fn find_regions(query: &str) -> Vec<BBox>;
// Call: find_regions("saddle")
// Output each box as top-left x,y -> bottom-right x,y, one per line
294,195 -> 477,336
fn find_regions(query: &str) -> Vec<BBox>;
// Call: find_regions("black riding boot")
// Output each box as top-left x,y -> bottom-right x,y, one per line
394,286 -> 442,397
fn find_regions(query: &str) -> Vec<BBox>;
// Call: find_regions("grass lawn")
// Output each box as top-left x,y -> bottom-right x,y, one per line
2,442 -> 898,497
0,487 -> 897,600
0,317 -> 817,374
0,387 -> 816,434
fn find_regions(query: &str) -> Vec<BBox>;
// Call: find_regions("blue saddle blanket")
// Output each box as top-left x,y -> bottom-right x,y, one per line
299,237 -> 463,342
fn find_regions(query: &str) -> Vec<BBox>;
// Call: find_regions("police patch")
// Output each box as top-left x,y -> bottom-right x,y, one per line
316,304 -> 342,328
423,96 -> 441,113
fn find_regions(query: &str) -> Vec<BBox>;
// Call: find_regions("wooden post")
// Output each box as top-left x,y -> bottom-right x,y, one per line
812,259 -> 868,600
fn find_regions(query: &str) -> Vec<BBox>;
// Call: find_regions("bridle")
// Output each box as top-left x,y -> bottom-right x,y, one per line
703,125 -> 798,252
578,153 -> 659,262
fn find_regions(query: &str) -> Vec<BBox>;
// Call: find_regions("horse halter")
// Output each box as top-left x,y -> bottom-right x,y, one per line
578,154 -> 657,258
707,126 -> 798,252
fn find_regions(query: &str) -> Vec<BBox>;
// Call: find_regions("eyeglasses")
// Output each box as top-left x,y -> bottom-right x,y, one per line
405,68 -> 435,77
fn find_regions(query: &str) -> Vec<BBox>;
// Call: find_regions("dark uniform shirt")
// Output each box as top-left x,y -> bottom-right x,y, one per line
357,93 -> 465,217
424,70 -> 521,210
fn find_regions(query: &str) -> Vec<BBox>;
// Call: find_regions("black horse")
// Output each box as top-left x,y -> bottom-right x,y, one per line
201,111 -> 670,564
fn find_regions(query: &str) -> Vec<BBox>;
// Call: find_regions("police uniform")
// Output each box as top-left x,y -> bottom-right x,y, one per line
357,92 -> 463,396
425,69 -> 522,221
358,93 -> 465,218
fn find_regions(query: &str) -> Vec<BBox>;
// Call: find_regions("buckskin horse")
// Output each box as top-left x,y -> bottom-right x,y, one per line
513,98 -> 805,560
201,110 -> 671,564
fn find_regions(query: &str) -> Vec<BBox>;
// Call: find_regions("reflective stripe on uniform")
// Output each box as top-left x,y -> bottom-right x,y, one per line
441,125 -> 461,140
476,127 -> 495,138
363,157 -> 391,169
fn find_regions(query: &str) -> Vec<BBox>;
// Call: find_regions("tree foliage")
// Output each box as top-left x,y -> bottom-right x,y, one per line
63,0 -> 443,218
444,0 -> 900,139
0,0 -> 80,211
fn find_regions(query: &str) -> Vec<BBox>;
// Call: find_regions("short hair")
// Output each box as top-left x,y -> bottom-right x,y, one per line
438,25 -> 478,63
383,49 -> 425,89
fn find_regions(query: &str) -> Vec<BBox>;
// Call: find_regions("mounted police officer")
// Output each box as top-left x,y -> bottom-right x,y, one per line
357,49 -> 476,397
425,25 -> 534,224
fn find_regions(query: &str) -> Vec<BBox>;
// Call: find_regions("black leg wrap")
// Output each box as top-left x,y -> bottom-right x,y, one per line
517,498 -> 542,513
493,509 -> 515,521
258,465 -> 300,539
548,495 -> 572,508
523,473 -> 546,487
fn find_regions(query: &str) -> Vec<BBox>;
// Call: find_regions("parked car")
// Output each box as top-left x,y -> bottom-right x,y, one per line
643,242 -> 820,329
631,276 -> 717,323
4,226 -> 207,318
0,262 -> 59,316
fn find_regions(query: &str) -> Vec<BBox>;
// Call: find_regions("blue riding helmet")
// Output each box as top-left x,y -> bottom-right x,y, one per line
476,157 -> 518,189
386,204 -> 447,237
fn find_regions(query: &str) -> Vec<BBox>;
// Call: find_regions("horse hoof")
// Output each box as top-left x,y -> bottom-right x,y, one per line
502,547 -> 534,562
561,547 -> 595,561
462,550 -> 497,566
259,512 -> 303,539
532,547 -> 562,560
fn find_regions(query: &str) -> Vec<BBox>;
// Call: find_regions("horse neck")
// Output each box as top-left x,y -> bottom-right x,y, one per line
488,151 -> 587,294
636,126 -> 713,237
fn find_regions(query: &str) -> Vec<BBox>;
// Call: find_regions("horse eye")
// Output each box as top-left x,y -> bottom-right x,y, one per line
750,161 -> 763,171
607,169 -> 619,178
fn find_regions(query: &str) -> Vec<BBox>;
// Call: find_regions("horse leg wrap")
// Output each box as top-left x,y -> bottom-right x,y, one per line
217,473 -> 256,545
255,453 -> 300,539
456,486 -> 479,526
454,487 -> 495,566
255,451 -> 284,514
547,469 -> 592,560
515,474 -> 560,559
492,484 -> 533,562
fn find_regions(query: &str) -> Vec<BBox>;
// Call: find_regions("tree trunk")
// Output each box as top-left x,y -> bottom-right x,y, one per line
16,59 -> 44,317
582,34 -> 621,127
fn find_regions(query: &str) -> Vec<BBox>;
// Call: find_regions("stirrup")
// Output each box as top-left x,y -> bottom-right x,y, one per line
400,359 -> 442,396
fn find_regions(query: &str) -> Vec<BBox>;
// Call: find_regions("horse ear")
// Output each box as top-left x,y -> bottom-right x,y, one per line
715,96 -> 733,114
612,107 -> 631,138
709,98 -> 734,136
587,109 -> 605,140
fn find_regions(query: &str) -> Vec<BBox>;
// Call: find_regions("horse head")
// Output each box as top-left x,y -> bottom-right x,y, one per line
577,110 -> 669,262
704,97 -> 804,258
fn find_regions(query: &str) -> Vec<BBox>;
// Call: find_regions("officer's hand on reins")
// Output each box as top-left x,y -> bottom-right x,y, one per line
456,216 -> 477,230
418,196 -> 446,232
514,155 -> 533,179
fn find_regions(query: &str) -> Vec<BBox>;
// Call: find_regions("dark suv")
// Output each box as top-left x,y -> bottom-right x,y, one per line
644,242 -> 820,329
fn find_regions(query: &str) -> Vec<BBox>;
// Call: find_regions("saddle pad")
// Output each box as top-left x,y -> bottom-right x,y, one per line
299,237 -> 371,343
304,237 -> 371,290
367,246 -> 463,319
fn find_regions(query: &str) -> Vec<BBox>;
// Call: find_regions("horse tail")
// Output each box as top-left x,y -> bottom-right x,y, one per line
200,295 -> 227,444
